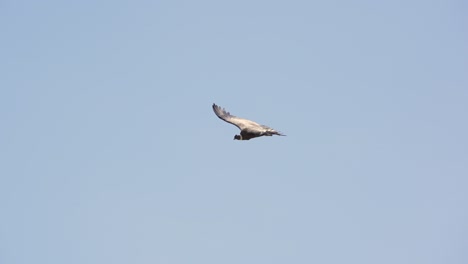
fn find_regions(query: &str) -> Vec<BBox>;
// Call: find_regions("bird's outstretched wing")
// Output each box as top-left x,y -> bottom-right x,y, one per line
212,103 -> 261,130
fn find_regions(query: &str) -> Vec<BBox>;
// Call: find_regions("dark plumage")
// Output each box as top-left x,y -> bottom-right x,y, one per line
212,103 -> 285,140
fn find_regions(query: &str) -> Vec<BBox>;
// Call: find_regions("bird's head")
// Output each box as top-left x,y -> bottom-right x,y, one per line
233,135 -> 242,140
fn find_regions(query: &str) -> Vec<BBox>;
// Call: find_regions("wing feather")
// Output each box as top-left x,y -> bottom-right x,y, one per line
212,103 -> 262,130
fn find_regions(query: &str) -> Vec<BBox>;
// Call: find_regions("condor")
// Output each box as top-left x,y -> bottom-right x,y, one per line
212,103 -> 285,140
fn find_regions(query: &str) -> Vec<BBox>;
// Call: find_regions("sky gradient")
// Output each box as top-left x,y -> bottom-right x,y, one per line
1,1 -> 467,263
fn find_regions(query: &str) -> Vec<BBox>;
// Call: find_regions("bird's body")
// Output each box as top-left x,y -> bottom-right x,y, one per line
212,103 -> 285,140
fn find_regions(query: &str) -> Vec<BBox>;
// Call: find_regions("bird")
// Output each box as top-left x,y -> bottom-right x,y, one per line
212,103 -> 285,140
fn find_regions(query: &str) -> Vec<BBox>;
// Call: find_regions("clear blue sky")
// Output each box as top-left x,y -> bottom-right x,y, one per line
1,1 -> 467,263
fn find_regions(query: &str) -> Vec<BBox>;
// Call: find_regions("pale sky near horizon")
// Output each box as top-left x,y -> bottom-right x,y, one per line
1,1 -> 467,263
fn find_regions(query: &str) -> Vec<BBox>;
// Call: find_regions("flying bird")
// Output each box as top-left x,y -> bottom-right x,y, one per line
212,103 -> 285,140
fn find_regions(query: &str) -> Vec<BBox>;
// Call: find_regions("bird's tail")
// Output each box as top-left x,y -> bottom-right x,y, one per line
264,130 -> 286,136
